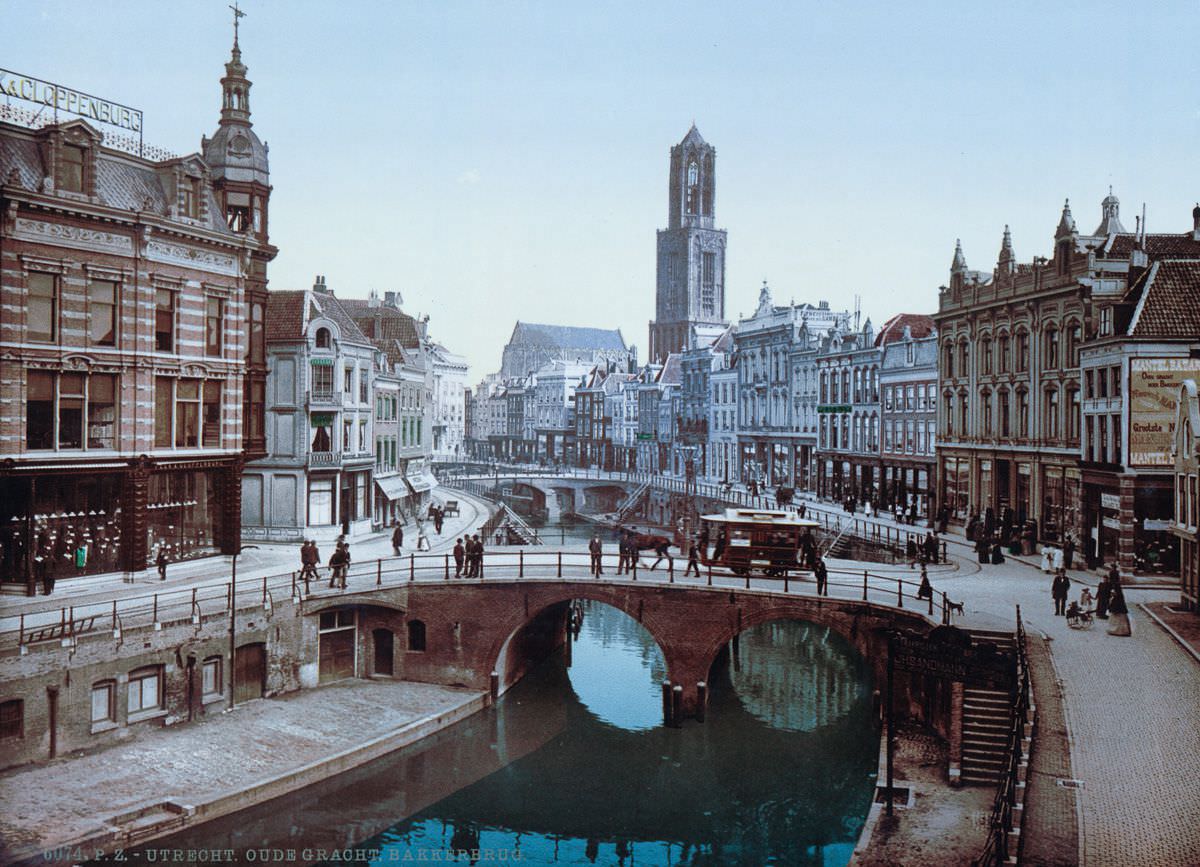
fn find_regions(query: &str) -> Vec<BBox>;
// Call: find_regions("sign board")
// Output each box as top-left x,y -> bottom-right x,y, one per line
1143,518 -> 1172,531
1100,493 -> 1121,511
818,405 -> 851,413
0,68 -> 142,131
1102,516 -> 1122,531
892,627 -> 1015,690
1129,358 -> 1200,466
636,433 -> 654,441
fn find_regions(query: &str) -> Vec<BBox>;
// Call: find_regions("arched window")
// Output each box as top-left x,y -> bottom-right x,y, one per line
958,390 -> 969,437
685,161 -> 699,214
943,392 -> 955,435
981,389 -> 993,436
1065,320 -> 1082,368
1015,330 -> 1030,373
981,334 -> 993,376
1044,388 -> 1060,440
407,620 -> 427,652
997,332 -> 1010,373
315,327 -> 331,349
1045,326 -> 1060,369
958,340 -> 970,376
943,342 -> 955,379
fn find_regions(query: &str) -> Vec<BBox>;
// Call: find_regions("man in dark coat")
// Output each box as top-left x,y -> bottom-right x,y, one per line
589,534 -> 604,575
685,540 -> 701,577
1095,574 -> 1112,619
814,556 -> 828,596
453,537 -> 465,577
1051,570 -> 1070,615
1063,534 -> 1076,570
392,522 -> 404,556
474,536 -> 485,578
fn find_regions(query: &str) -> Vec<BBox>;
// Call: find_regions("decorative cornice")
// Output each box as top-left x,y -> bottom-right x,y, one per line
12,217 -> 133,256
145,239 -> 239,277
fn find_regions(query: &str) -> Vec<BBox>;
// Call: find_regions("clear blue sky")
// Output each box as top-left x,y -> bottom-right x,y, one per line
5,1 -> 1197,378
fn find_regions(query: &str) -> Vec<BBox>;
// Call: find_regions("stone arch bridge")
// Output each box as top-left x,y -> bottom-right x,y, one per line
450,474 -> 634,521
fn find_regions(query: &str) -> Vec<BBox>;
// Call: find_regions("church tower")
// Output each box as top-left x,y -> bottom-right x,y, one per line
649,125 -> 728,361
201,5 -> 277,459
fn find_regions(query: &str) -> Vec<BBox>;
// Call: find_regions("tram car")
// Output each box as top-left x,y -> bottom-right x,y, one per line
699,508 -> 820,576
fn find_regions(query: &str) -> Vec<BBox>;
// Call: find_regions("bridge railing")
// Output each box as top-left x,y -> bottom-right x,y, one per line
0,549 -> 959,654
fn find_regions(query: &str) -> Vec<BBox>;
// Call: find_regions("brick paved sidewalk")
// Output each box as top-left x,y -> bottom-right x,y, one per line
1020,633 -> 1079,866
1140,600 -> 1200,664
0,680 -> 484,867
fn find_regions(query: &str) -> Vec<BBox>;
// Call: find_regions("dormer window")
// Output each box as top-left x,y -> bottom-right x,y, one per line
181,177 -> 201,219
60,143 -> 85,192
315,327 -> 331,349
1099,307 -> 1113,337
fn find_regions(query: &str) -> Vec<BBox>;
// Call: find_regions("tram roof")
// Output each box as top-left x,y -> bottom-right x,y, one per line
699,508 -> 819,528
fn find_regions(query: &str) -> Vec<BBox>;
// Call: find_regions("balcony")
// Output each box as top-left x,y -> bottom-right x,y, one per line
306,389 -> 340,409
310,451 -> 339,467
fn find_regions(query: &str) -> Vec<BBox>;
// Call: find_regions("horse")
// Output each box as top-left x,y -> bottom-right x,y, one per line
619,528 -> 673,568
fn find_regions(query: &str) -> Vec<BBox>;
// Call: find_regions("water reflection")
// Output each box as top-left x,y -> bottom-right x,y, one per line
116,606 -> 875,867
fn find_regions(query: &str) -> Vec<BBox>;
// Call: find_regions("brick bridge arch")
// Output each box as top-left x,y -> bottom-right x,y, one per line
376,580 -> 941,718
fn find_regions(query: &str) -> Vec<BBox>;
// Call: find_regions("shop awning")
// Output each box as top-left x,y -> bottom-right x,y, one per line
406,469 -> 434,493
375,475 -> 409,503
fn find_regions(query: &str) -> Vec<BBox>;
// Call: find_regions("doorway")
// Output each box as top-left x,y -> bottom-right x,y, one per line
234,642 -> 266,703
373,628 -> 394,676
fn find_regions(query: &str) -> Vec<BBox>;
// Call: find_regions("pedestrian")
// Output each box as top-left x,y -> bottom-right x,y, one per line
1040,545 -> 1054,574
474,535 -> 486,577
434,507 -> 443,535
36,530 -> 53,595
1095,573 -> 1112,619
917,564 -> 933,600
300,540 -> 320,583
814,556 -> 828,596
991,541 -> 1005,565
798,503 -> 806,520
906,536 -> 918,568
589,534 -> 604,575
685,540 -> 701,577
1106,579 -> 1131,636
1063,534 -> 1076,571
1051,569 -> 1070,615
923,532 -> 937,565
417,525 -> 430,551
157,547 -> 168,581
698,525 -> 710,559
1080,586 -> 1094,611
328,544 -> 347,589
977,533 -> 990,565
392,522 -> 404,556
453,537 -> 465,577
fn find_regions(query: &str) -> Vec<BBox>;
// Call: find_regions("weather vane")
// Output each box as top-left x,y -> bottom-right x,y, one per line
230,1 -> 246,45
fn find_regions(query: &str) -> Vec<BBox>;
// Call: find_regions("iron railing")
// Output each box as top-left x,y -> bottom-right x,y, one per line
973,605 -> 1032,866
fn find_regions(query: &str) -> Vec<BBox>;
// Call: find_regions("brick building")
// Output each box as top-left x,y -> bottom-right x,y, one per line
877,314 -> 938,516
0,32 -> 275,588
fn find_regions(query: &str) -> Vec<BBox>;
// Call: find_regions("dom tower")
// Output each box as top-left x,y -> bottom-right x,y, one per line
648,125 -> 728,361
201,14 -> 277,459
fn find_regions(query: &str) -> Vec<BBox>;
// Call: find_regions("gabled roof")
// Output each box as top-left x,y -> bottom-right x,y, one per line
340,298 -> 423,366
875,313 -> 936,346
509,322 -> 626,352
264,290 -> 371,345
1102,233 -> 1200,260
1125,259 -> 1200,339
657,353 -> 683,385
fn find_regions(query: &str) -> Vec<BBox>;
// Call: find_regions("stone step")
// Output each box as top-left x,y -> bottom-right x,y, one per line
963,730 -> 1010,746
961,771 -> 1004,785
963,705 -> 1011,720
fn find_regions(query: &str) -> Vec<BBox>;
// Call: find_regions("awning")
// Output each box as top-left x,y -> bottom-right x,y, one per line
406,469 -> 434,493
374,475 -> 409,503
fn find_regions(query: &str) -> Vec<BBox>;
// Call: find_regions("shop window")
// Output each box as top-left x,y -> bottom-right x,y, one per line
26,371 -> 54,449
148,471 -> 217,561
155,288 -> 175,352
60,143 -> 86,192
202,381 -> 221,448
0,699 -> 23,738
205,297 -> 223,356
127,666 -> 162,715
87,279 -> 117,346
28,271 -> 58,343
308,478 -> 334,525
407,620 -> 427,652
175,380 -> 201,448
202,657 -> 223,700
91,681 -> 116,725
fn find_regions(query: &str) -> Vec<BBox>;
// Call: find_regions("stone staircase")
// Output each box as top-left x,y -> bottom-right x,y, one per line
961,628 -> 1017,786
615,481 -> 650,523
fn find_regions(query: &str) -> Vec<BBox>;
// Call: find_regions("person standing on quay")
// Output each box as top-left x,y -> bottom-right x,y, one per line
814,556 -> 828,596
453,537 -> 465,578
589,534 -> 604,576
157,547 -> 168,582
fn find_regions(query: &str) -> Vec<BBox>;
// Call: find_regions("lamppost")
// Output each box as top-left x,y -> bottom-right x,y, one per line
228,543 -> 259,710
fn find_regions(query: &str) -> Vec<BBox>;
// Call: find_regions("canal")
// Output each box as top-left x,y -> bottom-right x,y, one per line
115,603 -> 878,866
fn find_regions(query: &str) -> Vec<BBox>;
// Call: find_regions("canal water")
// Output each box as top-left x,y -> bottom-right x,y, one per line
114,604 -> 877,866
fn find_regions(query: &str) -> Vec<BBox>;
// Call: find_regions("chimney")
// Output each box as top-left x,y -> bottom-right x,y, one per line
384,291 -> 397,308
313,274 -> 329,294
367,290 -> 380,308
1193,203 -> 1200,241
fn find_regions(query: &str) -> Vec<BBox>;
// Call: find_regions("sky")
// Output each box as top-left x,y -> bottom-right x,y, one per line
5,1 -> 1197,379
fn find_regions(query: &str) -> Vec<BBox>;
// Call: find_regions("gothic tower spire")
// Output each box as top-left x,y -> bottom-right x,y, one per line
997,225 -> 1015,275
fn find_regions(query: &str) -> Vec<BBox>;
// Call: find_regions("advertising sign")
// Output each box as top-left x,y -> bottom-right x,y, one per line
0,68 -> 142,132
1130,359 -> 1200,466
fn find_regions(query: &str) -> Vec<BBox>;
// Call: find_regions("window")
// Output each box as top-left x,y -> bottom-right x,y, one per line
407,620 -> 427,652
981,391 -> 993,436
997,333 -> 1010,373
60,143 -> 85,192
959,342 -> 969,375
205,297 -> 223,356
344,367 -> 353,395
1098,369 -> 1109,399
1099,306 -> 1113,336
905,386 -> 915,411
981,336 -> 993,375
127,666 -> 162,715
906,342 -> 915,365
308,478 -> 334,524
26,371 -> 54,449
202,657 -> 223,700
958,394 -> 969,436
58,373 -> 85,449
685,161 -> 699,214
0,699 -> 23,738
1086,416 -> 1095,460
1017,390 -> 1029,438
1067,388 -> 1080,441
1015,331 -> 1029,372
1066,322 -> 1081,367
1112,366 -> 1122,397
155,377 -> 173,448
1112,414 -> 1122,464
91,681 -> 115,725
87,374 -> 117,449
359,419 -> 368,452
1099,415 -> 1109,463
225,190 -> 251,232
175,380 -> 200,447
247,380 -> 265,443
88,278 -> 117,346
28,271 -> 58,343
202,381 -> 221,448
999,390 -> 1011,438
155,288 -> 175,352
1085,370 -> 1094,399
943,343 -> 954,379
359,368 -> 369,404
343,420 -> 353,452
1045,389 -> 1060,440
312,364 -> 333,397
181,178 -> 199,219
248,302 -> 264,365
1046,328 -> 1060,369
315,327 -> 331,349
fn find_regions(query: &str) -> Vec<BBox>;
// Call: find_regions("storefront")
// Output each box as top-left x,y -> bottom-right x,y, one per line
941,456 -> 970,520
147,469 -> 222,564
374,474 -> 408,527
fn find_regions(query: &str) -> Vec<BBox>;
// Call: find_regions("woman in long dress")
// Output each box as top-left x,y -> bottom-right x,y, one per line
1106,580 -> 1131,636
1041,546 -> 1054,573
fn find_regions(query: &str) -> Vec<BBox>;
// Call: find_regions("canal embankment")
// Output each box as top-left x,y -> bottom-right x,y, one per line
0,679 -> 486,867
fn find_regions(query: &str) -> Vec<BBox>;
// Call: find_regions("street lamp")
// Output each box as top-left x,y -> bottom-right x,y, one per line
228,544 -> 259,710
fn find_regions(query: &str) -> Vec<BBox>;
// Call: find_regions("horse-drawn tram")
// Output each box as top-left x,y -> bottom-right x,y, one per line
700,508 -> 820,576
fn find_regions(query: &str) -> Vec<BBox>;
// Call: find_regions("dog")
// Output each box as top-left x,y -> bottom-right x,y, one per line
946,599 -> 965,618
